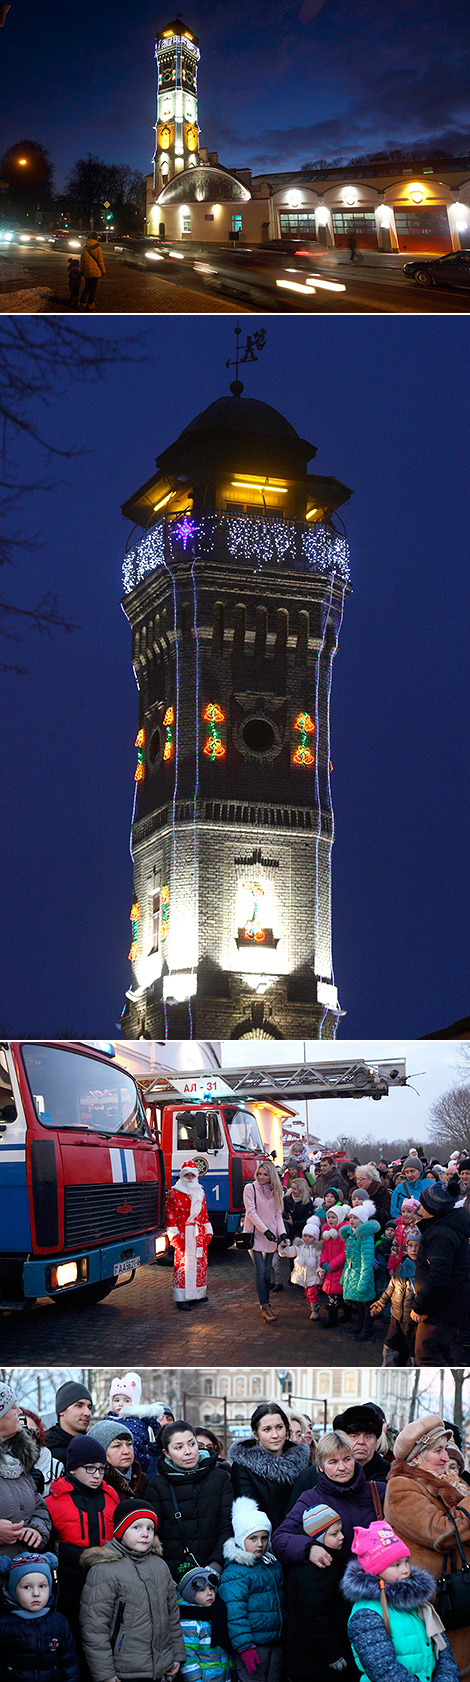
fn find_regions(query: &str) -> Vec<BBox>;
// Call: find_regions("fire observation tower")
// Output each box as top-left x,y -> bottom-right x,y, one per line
153,18 -> 200,197
120,358 -> 352,1041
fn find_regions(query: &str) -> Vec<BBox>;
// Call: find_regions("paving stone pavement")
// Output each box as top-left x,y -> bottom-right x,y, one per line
0,1247 -> 389,1366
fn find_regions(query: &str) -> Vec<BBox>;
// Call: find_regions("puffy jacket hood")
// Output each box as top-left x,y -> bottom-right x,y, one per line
0,1430 -> 39,1476
230,1439 -> 309,1484
81,1535 -> 163,1569
223,1537 -> 274,1566
342,1560 -> 437,1608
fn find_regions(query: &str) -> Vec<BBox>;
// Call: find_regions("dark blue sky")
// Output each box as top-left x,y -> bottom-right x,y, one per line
1,314 -> 469,1040
1,0 -> 469,187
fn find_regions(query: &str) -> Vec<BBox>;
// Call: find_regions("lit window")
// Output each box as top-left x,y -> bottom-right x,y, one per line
231,213 -> 242,232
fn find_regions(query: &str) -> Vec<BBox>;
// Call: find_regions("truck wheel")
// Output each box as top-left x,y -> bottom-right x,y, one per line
51,1280 -> 117,1310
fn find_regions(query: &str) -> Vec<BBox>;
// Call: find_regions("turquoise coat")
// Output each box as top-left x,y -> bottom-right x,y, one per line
349,1596 -> 435,1682
340,1219 -> 380,1302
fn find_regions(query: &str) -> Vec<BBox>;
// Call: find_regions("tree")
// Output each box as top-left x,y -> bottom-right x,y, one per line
0,319 -> 141,670
0,139 -> 54,218
428,1085 -> 470,1155
63,154 -> 110,225
62,155 -> 146,232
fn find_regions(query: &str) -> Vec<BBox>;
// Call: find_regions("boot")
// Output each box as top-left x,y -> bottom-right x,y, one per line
355,1305 -> 374,1342
260,1303 -> 277,1322
327,1300 -> 338,1328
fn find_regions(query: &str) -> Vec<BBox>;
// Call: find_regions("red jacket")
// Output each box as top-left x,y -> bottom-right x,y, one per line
45,1475 -> 119,1546
319,1225 -> 347,1294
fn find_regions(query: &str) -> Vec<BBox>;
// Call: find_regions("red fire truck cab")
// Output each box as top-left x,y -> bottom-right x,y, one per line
144,1076 -> 265,1240
0,1040 -> 167,1309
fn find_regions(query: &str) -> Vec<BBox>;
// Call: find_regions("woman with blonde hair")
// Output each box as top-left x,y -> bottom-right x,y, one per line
284,1176 -> 315,1242
243,1160 -> 288,1323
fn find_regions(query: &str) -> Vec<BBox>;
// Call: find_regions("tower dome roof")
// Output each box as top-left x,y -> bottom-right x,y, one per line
156,391 -> 317,476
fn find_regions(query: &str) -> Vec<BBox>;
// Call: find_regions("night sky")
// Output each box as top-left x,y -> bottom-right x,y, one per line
1,0 -> 469,189
1,313 -> 469,1040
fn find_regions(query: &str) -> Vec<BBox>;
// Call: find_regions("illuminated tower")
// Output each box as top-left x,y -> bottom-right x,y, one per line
154,18 -> 200,195
120,372 -> 352,1042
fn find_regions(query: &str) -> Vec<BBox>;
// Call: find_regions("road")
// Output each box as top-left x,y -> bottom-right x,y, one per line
1,246 -> 470,313
1,1246 -> 467,1364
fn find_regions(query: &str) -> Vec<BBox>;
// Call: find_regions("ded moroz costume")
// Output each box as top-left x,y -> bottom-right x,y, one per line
166,1160 -> 213,1308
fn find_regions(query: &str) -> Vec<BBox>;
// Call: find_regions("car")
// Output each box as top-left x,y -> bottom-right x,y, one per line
113,235 -> 185,270
51,230 -> 86,250
403,250 -> 470,289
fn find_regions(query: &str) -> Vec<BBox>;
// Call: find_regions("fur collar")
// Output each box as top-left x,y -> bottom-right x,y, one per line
342,1560 -> 437,1607
387,1460 -> 466,1510
0,1430 -> 39,1477
119,1404 -> 160,1421
81,1536 -> 163,1569
229,1438 -> 309,1483
223,1538 -> 275,1567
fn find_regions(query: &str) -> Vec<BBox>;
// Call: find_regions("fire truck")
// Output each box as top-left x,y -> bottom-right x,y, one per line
143,1073 -> 266,1241
0,1040 -> 167,1310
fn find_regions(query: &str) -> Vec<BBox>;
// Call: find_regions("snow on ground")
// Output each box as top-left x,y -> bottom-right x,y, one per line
0,287 -> 51,311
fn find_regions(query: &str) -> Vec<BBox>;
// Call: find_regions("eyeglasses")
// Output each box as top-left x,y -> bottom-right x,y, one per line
82,1465 -> 105,1476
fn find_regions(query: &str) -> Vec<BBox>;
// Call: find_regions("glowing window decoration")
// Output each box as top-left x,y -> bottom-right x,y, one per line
121,513 -> 350,594
128,898 -> 140,963
160,883 -> 169,953
163,705 -> 174,761
236,880 -> 279,950
134,727 -> 145,781
175,514 -> 196,550
292,711 -> 315,768
202,701 -> 226,760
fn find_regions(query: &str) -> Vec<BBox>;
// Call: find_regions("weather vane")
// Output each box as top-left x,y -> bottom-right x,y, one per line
226,323 -> 267,387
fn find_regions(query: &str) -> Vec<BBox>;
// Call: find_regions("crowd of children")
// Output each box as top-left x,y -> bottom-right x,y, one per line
279,1178 -> 420,1360
1,1490 -> 462,1682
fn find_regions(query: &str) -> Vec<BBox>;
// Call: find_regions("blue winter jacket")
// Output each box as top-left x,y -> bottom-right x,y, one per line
341,1561 -> 460,1682
218,1541 -> 284,1650
390,1177 -> 433,1219
0,1595 -> 80,1682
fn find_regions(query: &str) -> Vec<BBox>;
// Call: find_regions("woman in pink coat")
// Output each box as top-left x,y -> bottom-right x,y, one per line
318,1206 -> 350,1326
243,1160 -> 288,1323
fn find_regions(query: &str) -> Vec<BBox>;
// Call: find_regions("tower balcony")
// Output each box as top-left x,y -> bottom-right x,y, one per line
122,511 -> 350,598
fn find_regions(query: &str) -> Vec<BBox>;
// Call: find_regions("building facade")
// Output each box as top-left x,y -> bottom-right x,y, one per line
146,22 -> 470,252
120,383 -> 351,1042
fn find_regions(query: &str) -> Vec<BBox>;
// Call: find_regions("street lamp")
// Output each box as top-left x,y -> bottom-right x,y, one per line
276,1369 -> 288,1398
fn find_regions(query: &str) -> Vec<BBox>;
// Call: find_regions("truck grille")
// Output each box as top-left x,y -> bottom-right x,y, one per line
64,1183 -> 159,1248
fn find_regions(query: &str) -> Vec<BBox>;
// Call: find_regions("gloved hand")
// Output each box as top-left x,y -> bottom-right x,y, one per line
264,1230 -> 276,1243
240,1650 -> 260,1674
329,1661 -> 347,1671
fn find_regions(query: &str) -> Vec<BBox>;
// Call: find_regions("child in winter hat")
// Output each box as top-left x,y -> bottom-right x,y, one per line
285,1504 -> 350,1682
0,1550 -> 80,1682
342,1521 -> 459,1682
218,1498 -> 284,1681
318,1208 -> 350,1328
80,1500 -> 186,1682
284,1214 -> 323,1320
178,1565 -> 232,1682
108,1376 -> 133,1415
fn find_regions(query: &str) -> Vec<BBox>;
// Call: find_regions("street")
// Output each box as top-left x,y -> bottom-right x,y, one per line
0,1245 -> 466,1365
1,245 -> 470,313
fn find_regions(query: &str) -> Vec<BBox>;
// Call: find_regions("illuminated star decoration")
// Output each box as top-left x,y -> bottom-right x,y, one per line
175,515 -> 196,550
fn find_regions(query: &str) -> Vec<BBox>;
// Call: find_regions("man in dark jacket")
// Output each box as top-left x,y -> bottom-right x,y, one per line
45,1382 -> 93,1471
313,1156 -> 340,1201
412,1182 -> 470,1363
287,1405 -> 389,1507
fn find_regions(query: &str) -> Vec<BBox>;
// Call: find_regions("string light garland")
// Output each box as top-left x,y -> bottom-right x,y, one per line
134,728 -> 145,781
292,711 -> 315,768
202,701 -> 226,759
160,883 -> 169,953
163,705 -> 174,761
122,513 -> 350,593
128,898 -> 140,963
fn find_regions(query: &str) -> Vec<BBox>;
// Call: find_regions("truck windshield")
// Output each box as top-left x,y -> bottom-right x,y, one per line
21,1044 -> 151,1138
225,1108 -> 264,1152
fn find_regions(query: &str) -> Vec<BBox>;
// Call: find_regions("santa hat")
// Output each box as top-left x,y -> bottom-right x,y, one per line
122,1372 -> 142,1407
352,1521 -> 410,1575
350,1200 -> 376,1223
231,1497 -> 271,1549
181,1160 -> 200,1176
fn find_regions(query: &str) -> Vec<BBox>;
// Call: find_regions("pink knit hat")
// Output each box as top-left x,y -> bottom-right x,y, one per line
351,1522 -> 410,1574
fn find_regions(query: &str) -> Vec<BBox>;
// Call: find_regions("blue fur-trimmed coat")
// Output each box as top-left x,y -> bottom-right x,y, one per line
218,1539 -> 284,1651
341,1220 -> 381,1303
341,1561 -> 460,1682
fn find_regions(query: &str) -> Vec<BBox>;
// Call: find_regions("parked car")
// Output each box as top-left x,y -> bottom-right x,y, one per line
403,250 -> 470,289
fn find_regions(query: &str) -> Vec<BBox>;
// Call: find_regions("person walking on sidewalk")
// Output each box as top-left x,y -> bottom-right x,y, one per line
243,1162 -> 288,1324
